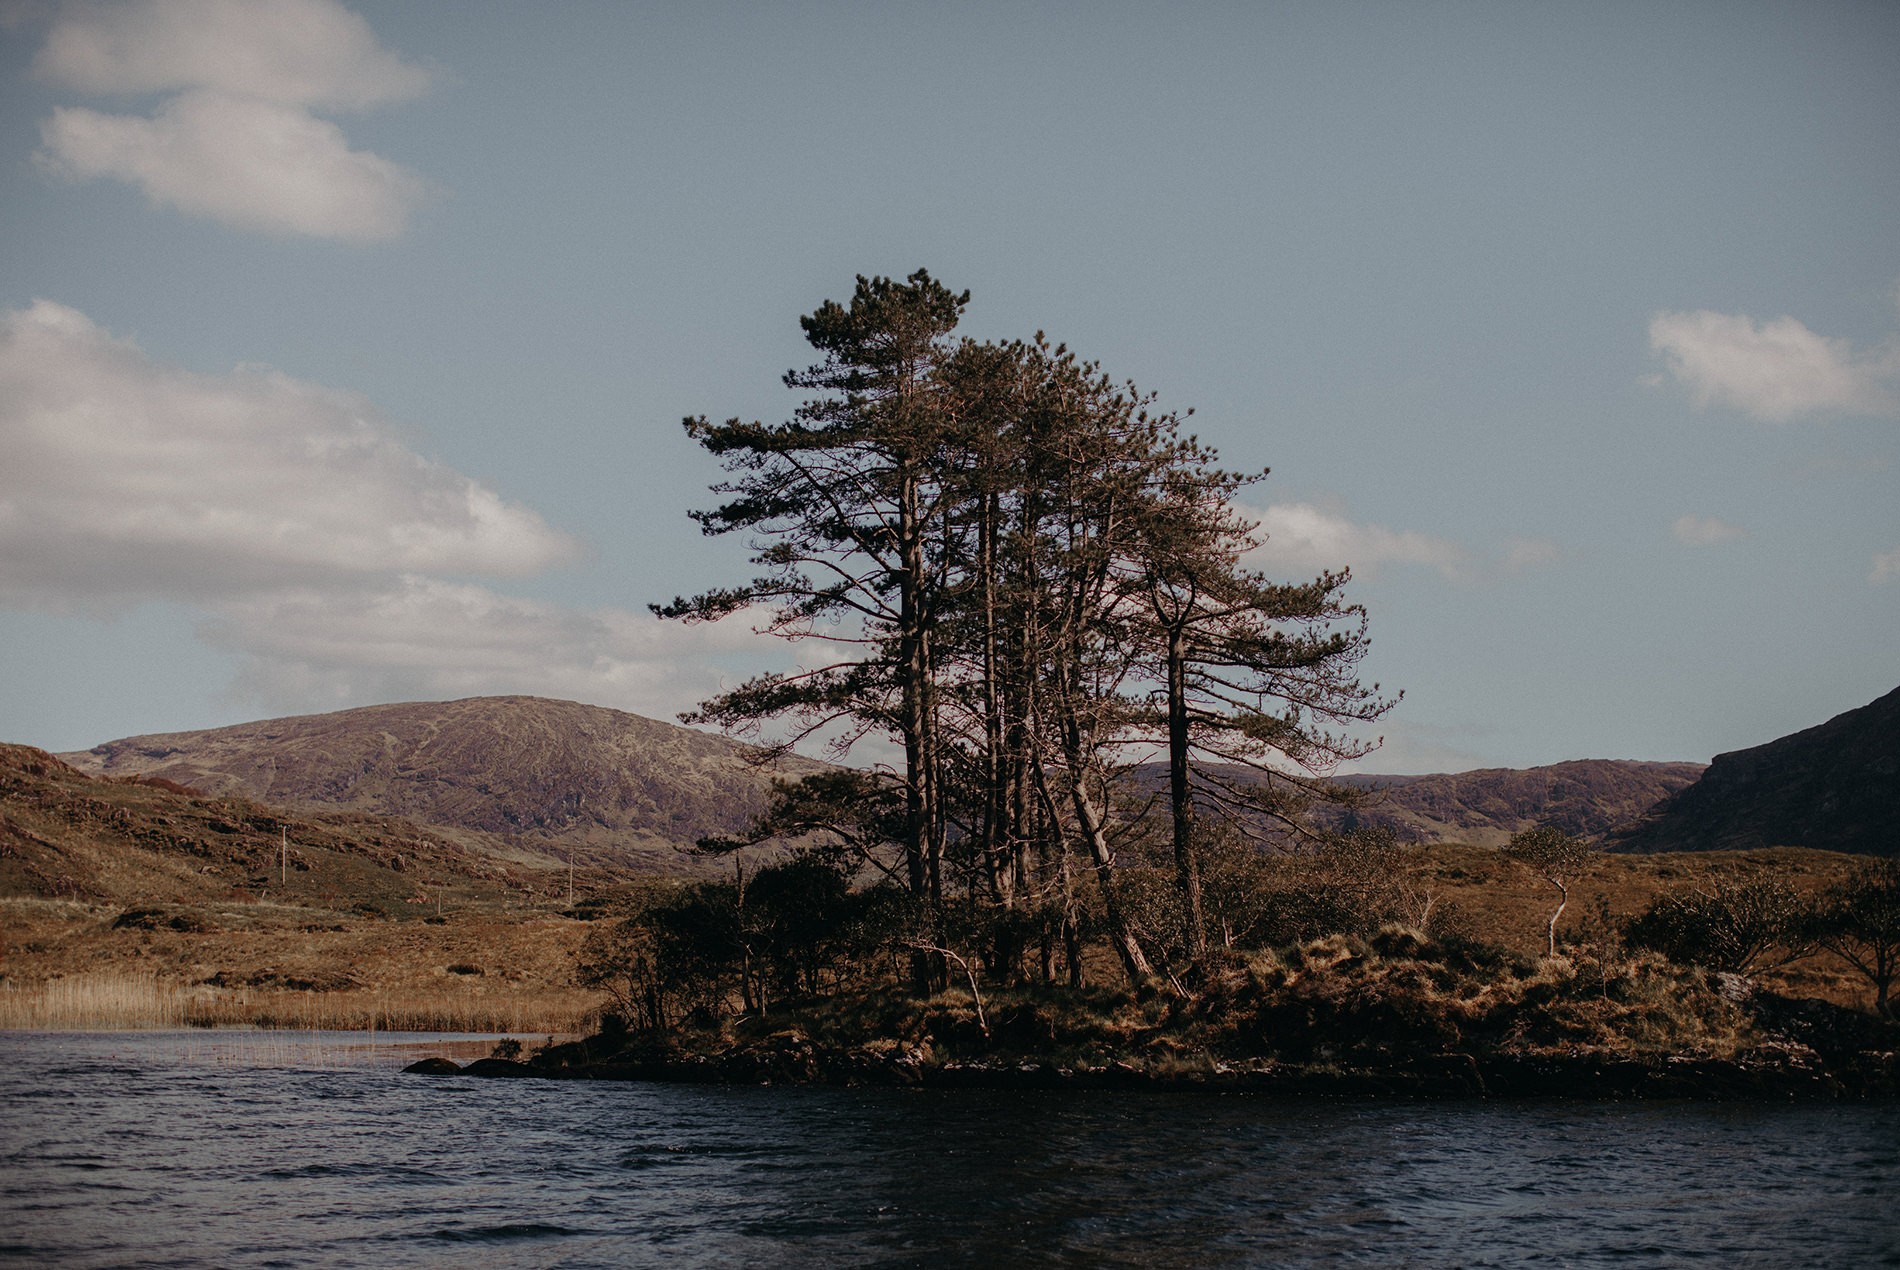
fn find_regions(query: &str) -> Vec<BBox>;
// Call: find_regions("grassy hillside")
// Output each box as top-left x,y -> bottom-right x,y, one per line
2,739 -> 1884,1036
60,696 -> 827,872
0,743 -> 603,1031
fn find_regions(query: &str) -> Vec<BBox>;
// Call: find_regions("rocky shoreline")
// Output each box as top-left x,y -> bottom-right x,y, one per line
407,1030 -> 1900,1101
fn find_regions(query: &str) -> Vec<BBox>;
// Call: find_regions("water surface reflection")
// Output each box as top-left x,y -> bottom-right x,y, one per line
2,1032 -> 1895,1267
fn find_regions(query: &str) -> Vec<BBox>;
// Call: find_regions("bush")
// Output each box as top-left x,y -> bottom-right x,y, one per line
1623,875 -> 1810,974
576,856 -> 925,1026
1808,856 -> 1900,1018
1249,830 -> 1410,948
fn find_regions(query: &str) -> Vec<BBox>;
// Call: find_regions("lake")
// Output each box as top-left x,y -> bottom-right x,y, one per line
2,1031 -> 1896,1267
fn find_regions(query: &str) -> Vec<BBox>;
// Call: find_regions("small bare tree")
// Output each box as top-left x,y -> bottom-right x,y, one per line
1810,857 -> 1900,1019
1505,827 -> 1590,957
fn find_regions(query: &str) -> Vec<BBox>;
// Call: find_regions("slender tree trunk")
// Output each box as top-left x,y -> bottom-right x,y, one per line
1060,761 -> 1154,980
898,469 -> 942,993
1062,846 -> 1085,989
736,863 -> 756,1013
1545,878 -> 1568,958
1166,622 -> 1207,960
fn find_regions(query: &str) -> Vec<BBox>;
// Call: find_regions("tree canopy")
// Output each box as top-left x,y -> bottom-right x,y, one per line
660,270 -> 1395,985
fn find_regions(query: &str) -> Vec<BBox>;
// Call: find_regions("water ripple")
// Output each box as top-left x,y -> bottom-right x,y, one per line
1,1032 -> 1897,1267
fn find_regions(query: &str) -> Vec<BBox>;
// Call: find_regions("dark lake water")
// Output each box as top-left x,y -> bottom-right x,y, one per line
2,1031 -> 1896,1268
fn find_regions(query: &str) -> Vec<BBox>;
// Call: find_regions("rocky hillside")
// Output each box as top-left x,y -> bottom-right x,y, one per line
1149,758 -> 1706,846
1609,685 -> 1900,856
62,697 -> 827,871
1319,760 -> 1708,845
0,742 -> 553,911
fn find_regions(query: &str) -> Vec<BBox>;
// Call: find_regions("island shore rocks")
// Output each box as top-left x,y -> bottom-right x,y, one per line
405,1019 -> 1898,1101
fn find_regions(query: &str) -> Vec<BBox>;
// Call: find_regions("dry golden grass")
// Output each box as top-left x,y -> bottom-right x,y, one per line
0,969 -> 598,1033
0,894 -> 598,1033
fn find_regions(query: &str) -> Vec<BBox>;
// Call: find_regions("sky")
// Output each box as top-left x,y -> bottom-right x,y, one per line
1,0 -> 1896,773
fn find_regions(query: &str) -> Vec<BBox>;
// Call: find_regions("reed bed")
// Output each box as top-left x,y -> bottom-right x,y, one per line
0,972 -> 599,1034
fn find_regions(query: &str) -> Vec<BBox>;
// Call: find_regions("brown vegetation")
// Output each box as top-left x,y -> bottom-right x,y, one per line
60,696 -> 827,873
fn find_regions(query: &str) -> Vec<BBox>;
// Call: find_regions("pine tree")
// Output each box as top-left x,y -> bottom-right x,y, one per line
656,270 -> 970,987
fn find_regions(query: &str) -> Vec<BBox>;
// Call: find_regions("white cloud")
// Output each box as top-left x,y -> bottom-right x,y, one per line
1242,502 -> 1468,578
31,0 -> 431,241
0,297 -> 800,727
33,0 -> 431,107
1500,537 -> 1561,572
1648,309 -> 1900,421
1873,548 -> 1900,585
0,299 -> 576,611
38,91 -> 427,241
202,577 -> 784,722
1672,514 -> 1747,547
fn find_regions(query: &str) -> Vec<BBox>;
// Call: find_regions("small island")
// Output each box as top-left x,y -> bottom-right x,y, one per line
409,274 -> 1897,1101
408,836 -> 1900,1100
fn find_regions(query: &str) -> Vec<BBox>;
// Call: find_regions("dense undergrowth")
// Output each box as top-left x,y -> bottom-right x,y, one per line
601,925 -> 1803,1074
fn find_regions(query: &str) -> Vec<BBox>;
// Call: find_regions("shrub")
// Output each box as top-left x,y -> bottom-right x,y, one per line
576,856 -> 926,1026
1623,875 -> 1811,974
1808,856 -> 1900,1018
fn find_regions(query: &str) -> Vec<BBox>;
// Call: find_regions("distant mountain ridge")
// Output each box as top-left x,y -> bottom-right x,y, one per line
60,697 -> 1726,862
1608,685 -> 1900,856
62,696 -> 828,871
1317,760 -> 1709,846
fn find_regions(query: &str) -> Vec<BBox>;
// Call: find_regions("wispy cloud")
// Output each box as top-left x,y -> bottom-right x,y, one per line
1239,502 -> 1556,583
204,577 -> 780,722
0,300 -> 575,611
1672,514 -> 1746,547
1242,502 -> 1466,578
32,0 -> 432,241
1500,537 -> 1562,572
0,298 -> 789,723
1872,548 -> 1900,585
1648,309 -> 1900,421
1336,717 -> 1499,776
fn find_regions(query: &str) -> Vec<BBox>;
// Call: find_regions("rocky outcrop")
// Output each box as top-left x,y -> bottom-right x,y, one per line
1609,685 -> 1900,856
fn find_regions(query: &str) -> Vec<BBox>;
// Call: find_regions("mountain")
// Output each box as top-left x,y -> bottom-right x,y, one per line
0,742 -> 545,910
1318,760 -> 1709,845
1608,685 -> 1900,856
61,696 -> 828,872
61,695 -> 1710,863
1131,758 -> 1705,846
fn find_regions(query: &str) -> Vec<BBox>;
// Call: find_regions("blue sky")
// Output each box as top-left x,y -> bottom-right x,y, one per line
1,0 -> 1895,772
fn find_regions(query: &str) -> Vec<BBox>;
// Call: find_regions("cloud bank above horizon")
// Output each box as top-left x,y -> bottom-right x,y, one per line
31,0 -> 432,241
0,299 -> 780,722
1241,501 -> 1558,583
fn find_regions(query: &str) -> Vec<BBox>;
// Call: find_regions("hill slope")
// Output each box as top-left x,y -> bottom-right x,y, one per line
1149,759 -> 1707,845
0,742 -> 551,911
1608,685 -> 1900,856
62,697 -> 827,871
1320,760 -> 1708,845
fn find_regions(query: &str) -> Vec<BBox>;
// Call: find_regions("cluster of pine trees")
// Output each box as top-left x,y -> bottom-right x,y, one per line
657,271 -> 1395,991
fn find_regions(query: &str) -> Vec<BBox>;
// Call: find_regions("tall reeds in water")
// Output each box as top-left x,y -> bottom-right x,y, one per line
0,972 -> 192,1029
0,973 -> 598,1033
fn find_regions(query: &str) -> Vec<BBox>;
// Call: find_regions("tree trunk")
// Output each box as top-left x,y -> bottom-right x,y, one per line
1166,623 -> 1207,960
1066,771 -> 1154,981
1545,878 -> 1568,958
